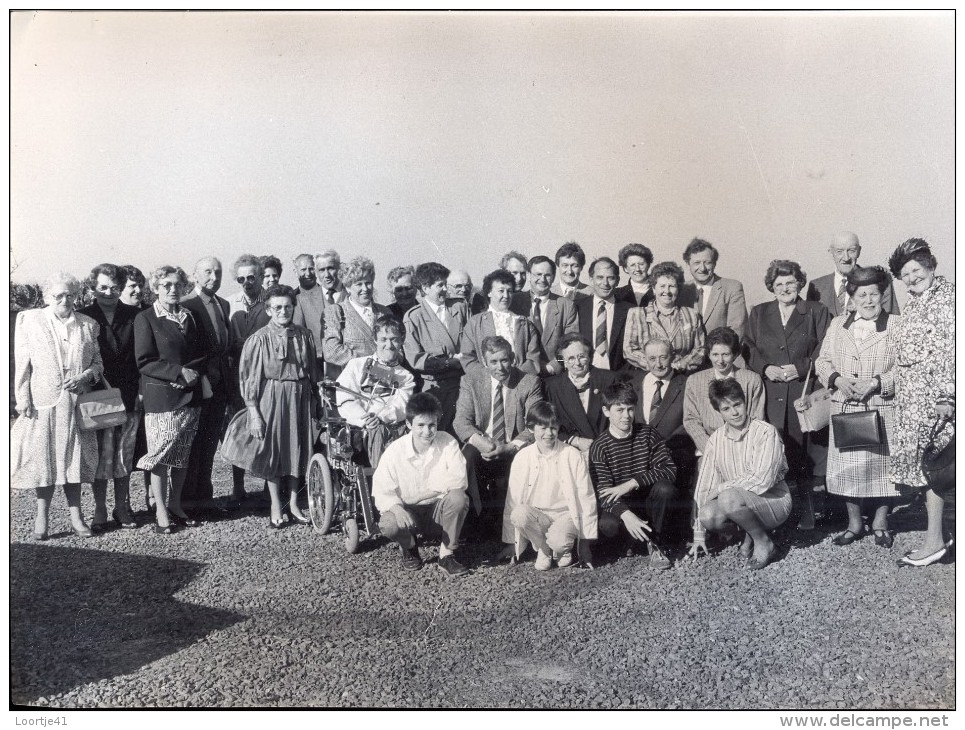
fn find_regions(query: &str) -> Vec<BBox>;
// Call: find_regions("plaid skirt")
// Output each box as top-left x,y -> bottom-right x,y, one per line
826,401 -> 898,499
137,407 -> 201,471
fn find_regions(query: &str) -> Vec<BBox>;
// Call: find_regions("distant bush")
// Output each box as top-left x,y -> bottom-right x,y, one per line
10,282 -> 44,312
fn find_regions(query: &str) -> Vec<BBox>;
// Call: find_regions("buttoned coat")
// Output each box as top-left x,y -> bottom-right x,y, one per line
543,368 -> 621,442
460,311 -> 542,375
575,296 -> 633,372
807,272 -> 900,318
452,365 -> 543,445
678,275 -> 748,338
134,307 -> 207,413
322,300 -> 392,379
180,291 -> 232,390
623,304 -> 707,373
292,284 -> 328,359
78,302 -> 141,411
403,298 -> 470,378
511,291 -> 580,374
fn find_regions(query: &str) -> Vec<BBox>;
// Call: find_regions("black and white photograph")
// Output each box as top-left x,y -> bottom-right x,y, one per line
8,9 -> 955,715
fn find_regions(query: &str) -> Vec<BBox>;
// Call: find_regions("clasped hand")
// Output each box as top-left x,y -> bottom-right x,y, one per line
62,374 -> 88,394
836,376 -> 877,401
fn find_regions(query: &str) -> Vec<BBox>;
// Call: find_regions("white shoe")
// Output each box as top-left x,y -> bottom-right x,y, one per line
534,550 -> 553,571
556,551 -> 575,568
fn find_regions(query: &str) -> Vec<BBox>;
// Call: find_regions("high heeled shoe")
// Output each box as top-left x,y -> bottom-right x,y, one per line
153,522 -> 176,535
872,529 -> 894,549
113,507 -> 138,530
897,545 -> 947,567
71,523 -> 94,538
169,511 -> 201,528
32,530 -> 48,541
268,517 -> 286,530
286,507 -> 310,526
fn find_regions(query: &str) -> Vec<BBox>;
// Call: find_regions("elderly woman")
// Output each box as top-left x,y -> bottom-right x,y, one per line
260,255 -> 283,289
688,378 -> 792,569
12,272 -> 103,539
684,326 -> 765,455
461,269 -> 541,374
745,260 -> 831,507
887,239 -> 955,567
134,265 -> 207,533
323,256 -> 392,381
814,266 -> 899,548
623,261 -> 707,373
614,243 -> 655,307
222,285 -> 319,528
386,265 -> 417,320
78,264 -> 141,530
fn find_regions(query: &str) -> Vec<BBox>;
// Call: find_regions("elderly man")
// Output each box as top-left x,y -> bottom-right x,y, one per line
447,269 -> 487,315
543,334 -> 621,452
511,255 -> 579,376
551,241 -> 590,299
575,257 -> 632,372
500,250 -> 529,292
806,231 -> 899,316
291,253 -> 327,372
315,249 -> 348,304
181,257 -> 232,511
677,238 -> 748,338
453,336 -> 542,536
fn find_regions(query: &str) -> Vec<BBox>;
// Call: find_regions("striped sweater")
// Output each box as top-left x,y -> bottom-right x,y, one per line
588,424 -> 677,517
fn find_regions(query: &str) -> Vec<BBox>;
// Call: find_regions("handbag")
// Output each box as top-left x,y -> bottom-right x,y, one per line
75,376 -> 127,431
922,420 -> 955,492
831,401 -> 884,450
796,364 -> 831,433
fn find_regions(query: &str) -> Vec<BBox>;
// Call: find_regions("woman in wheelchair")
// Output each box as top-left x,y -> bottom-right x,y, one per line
221,285 -> 320,528
334,315 -> 416,469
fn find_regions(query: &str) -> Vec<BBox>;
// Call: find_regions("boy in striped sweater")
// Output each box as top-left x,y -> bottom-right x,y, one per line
589,381 -> 677,569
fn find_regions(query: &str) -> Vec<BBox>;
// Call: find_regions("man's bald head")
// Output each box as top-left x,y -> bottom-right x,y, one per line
447,269 -> 474,300
829,231 -> 861,275
193,257 -> 223,296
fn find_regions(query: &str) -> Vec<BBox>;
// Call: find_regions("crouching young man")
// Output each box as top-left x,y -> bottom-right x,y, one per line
502,401 -> 598,570
372,392 -> 471,576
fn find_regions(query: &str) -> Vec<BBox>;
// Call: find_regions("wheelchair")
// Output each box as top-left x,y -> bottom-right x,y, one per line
306,360 -> 404,553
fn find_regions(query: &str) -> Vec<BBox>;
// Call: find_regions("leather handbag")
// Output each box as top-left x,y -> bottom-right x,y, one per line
796,364 -> 831,433
75,377 -> 127,431
831,402 -> 884,450
922,420 -> 955,492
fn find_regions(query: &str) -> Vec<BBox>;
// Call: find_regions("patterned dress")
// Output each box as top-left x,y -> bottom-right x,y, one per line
890,276 -> 955,488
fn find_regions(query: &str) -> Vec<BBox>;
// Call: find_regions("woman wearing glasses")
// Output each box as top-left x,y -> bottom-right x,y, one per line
78,264 -> 142,530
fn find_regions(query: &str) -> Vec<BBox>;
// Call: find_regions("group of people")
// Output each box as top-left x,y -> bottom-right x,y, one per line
11,233 -> 954,575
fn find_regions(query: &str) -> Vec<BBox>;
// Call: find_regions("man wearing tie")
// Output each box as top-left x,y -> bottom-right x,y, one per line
315,249 -> 349,306
576,257 -> 632,372
180,256 -> 232,512
291,253 -> 327,372
677,238 -> 748,338
806,231 -> 899,317
511,255 -> 579,376
551,241 -> 591,299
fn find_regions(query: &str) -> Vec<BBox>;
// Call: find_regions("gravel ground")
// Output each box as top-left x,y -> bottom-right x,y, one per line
10,468 -> 955,709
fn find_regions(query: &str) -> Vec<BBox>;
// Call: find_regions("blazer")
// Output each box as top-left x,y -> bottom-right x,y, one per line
402,298 -> 470,382
511,291 -> 580,374
453,365 -> 543,445
180,291 -> 232,391
807,272 -> 900,318
544,368 -> 620,442
322,300 -> 392,379
614,283 -> 655,308
460,311 -> 542,375
683,366 -> 766,452
292,284 -> 327,357
575,295 -> 633,372
78,302 -> 141,411
14,308 -> 103,411
623,304 -> 707,373
678,275 -> 748,338
744,298 -> 831,436
631,371 -> 691,451
134,306 -> 207,413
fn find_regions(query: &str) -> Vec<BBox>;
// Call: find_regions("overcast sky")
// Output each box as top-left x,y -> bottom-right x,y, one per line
10,11 -> 954,307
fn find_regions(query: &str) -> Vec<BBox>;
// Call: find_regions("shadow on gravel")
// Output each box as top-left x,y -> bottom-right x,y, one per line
10,543 -> 244,706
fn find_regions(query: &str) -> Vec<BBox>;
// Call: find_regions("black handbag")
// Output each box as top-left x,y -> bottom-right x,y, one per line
831,402 -> 884,450
923,420 -> 955,493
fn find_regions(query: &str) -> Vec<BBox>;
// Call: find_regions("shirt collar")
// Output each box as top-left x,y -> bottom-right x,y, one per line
46,307 -> 77,330
593,295 -> 614,307
723,421 -> 752,441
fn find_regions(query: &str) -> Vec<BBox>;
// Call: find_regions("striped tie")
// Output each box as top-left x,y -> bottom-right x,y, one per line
650,379 -> 663,423
594,301 -> 607,356
492,384 -> 506,444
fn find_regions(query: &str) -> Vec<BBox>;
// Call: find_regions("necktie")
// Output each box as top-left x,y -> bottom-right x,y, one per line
363,307 -> 375,328
436,303 -> 448,327
594,301 -> 607,357
209,299 -> 225,346
696,287 -> 704,317
650,379 -> 663,423
532,297 -> 543,336
836,280 -> 847,314
326,289 -> 335,304
492,384 -> 506,444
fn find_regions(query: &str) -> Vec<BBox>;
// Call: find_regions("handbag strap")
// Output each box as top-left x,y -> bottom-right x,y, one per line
801,362 -> 812,395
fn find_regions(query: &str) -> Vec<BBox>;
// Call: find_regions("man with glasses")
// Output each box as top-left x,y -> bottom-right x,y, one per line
446,269 -> 487,315
292,253 -> 327,372
806,231 -> 899,317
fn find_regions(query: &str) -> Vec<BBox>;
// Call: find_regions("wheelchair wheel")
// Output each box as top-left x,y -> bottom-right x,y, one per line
307,453 -> 335,533
343,517 -> 360,554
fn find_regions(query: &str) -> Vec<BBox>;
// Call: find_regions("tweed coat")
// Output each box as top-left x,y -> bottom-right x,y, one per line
322,300 -> 392,379
678,275 -> 748,338
460,310 -> 542,375
816,311 -> 899,498
683,366 -> 766,452
511,291 -> 580,375
623,304 -> 707,373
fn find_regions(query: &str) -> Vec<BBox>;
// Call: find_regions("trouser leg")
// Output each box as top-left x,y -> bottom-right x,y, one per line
510,504 -> 554,553
431,490 -> 470,554
545,514 -> 579,556
379,507 -> 417,549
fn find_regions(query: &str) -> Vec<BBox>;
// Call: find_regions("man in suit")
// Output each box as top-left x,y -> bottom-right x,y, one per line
511,255 -> 579,377
806,231 -> 899,317
677,238 -> 748,338
614,243 -> 656,307
544,334 -> 621,452
576,257 -> 632,372
315,249 -> 349,305
447,269 -> 487,315
404,262 -> 472,434
291,253 -> 327,372
180,256 -> 232,512
551,241 -> 591,299
453,336 -> 542,539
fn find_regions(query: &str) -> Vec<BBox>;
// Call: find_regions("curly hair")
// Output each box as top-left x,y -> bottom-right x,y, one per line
120,264 -> 146,287
86,263 -> 124,290
764,260 -> 807,292
845,265 -> 890,297
706,326 -> 741,355
232,254 -> 264,278
264,284 -> 297,306
261,255 -> 283,276
42,271 -> 82,298
554,241 -> 586,268
148,265 -> 193,297
482,269 -> 516,295
387,265 -> 415,286
340,256 -> 376,287
618,243 -> 653,268
648,261 -> 685,289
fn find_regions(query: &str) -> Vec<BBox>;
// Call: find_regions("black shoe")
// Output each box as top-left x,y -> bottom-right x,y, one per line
873,529 -> 894,549
170,511 -> 202,528
153,523 -> 175,535
112,508 -> 138,530
268,518 -> 286,530
832,527 -> 866,546
400,546 -> 423,571
438,555 -> 469,576
286,507 -> 311,526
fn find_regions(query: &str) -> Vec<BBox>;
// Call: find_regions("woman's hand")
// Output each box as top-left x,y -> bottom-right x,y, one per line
834,376 -> 861,400
764,365 -> 787,383
17,402 -> 36,419
936,402 -> 955,422
793,396 -> 811,412
851,378 -> 879,401
180,367 -> 200,387
248,410 -> 265,439
62,374 -> 88,394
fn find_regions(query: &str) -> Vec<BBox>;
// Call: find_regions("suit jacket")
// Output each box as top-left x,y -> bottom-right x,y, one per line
134,306 -> 207,413
322,300 -> 392,378
575,295 -> 632,372
544,368 -> 620,442
460,311 -> 542,375
678,275 -> 748,337
806,272 -> 900,318
180,291 -> 232,391
465,291 -> 488,316
623,304 -> 707,373
403,298 -> 470,381
78,302 -> 141,411
551,281 -> 590,301
511,291 -> 580,374
614,283 -> 656,308
744,298 -> 831,437
453,365 -> 543,445
292,284 -> 327,356
631,371 -> 690,446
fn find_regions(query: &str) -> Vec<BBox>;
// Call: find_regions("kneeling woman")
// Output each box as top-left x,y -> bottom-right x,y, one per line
502,401 -> 599,570
689,378 -> 792,569
222,285 -> 320,528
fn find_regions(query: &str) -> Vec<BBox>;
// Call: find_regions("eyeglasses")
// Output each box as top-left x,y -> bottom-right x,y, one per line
157,282 -> 179,290
96,286 -> 122,294
236,275 -> 258,284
